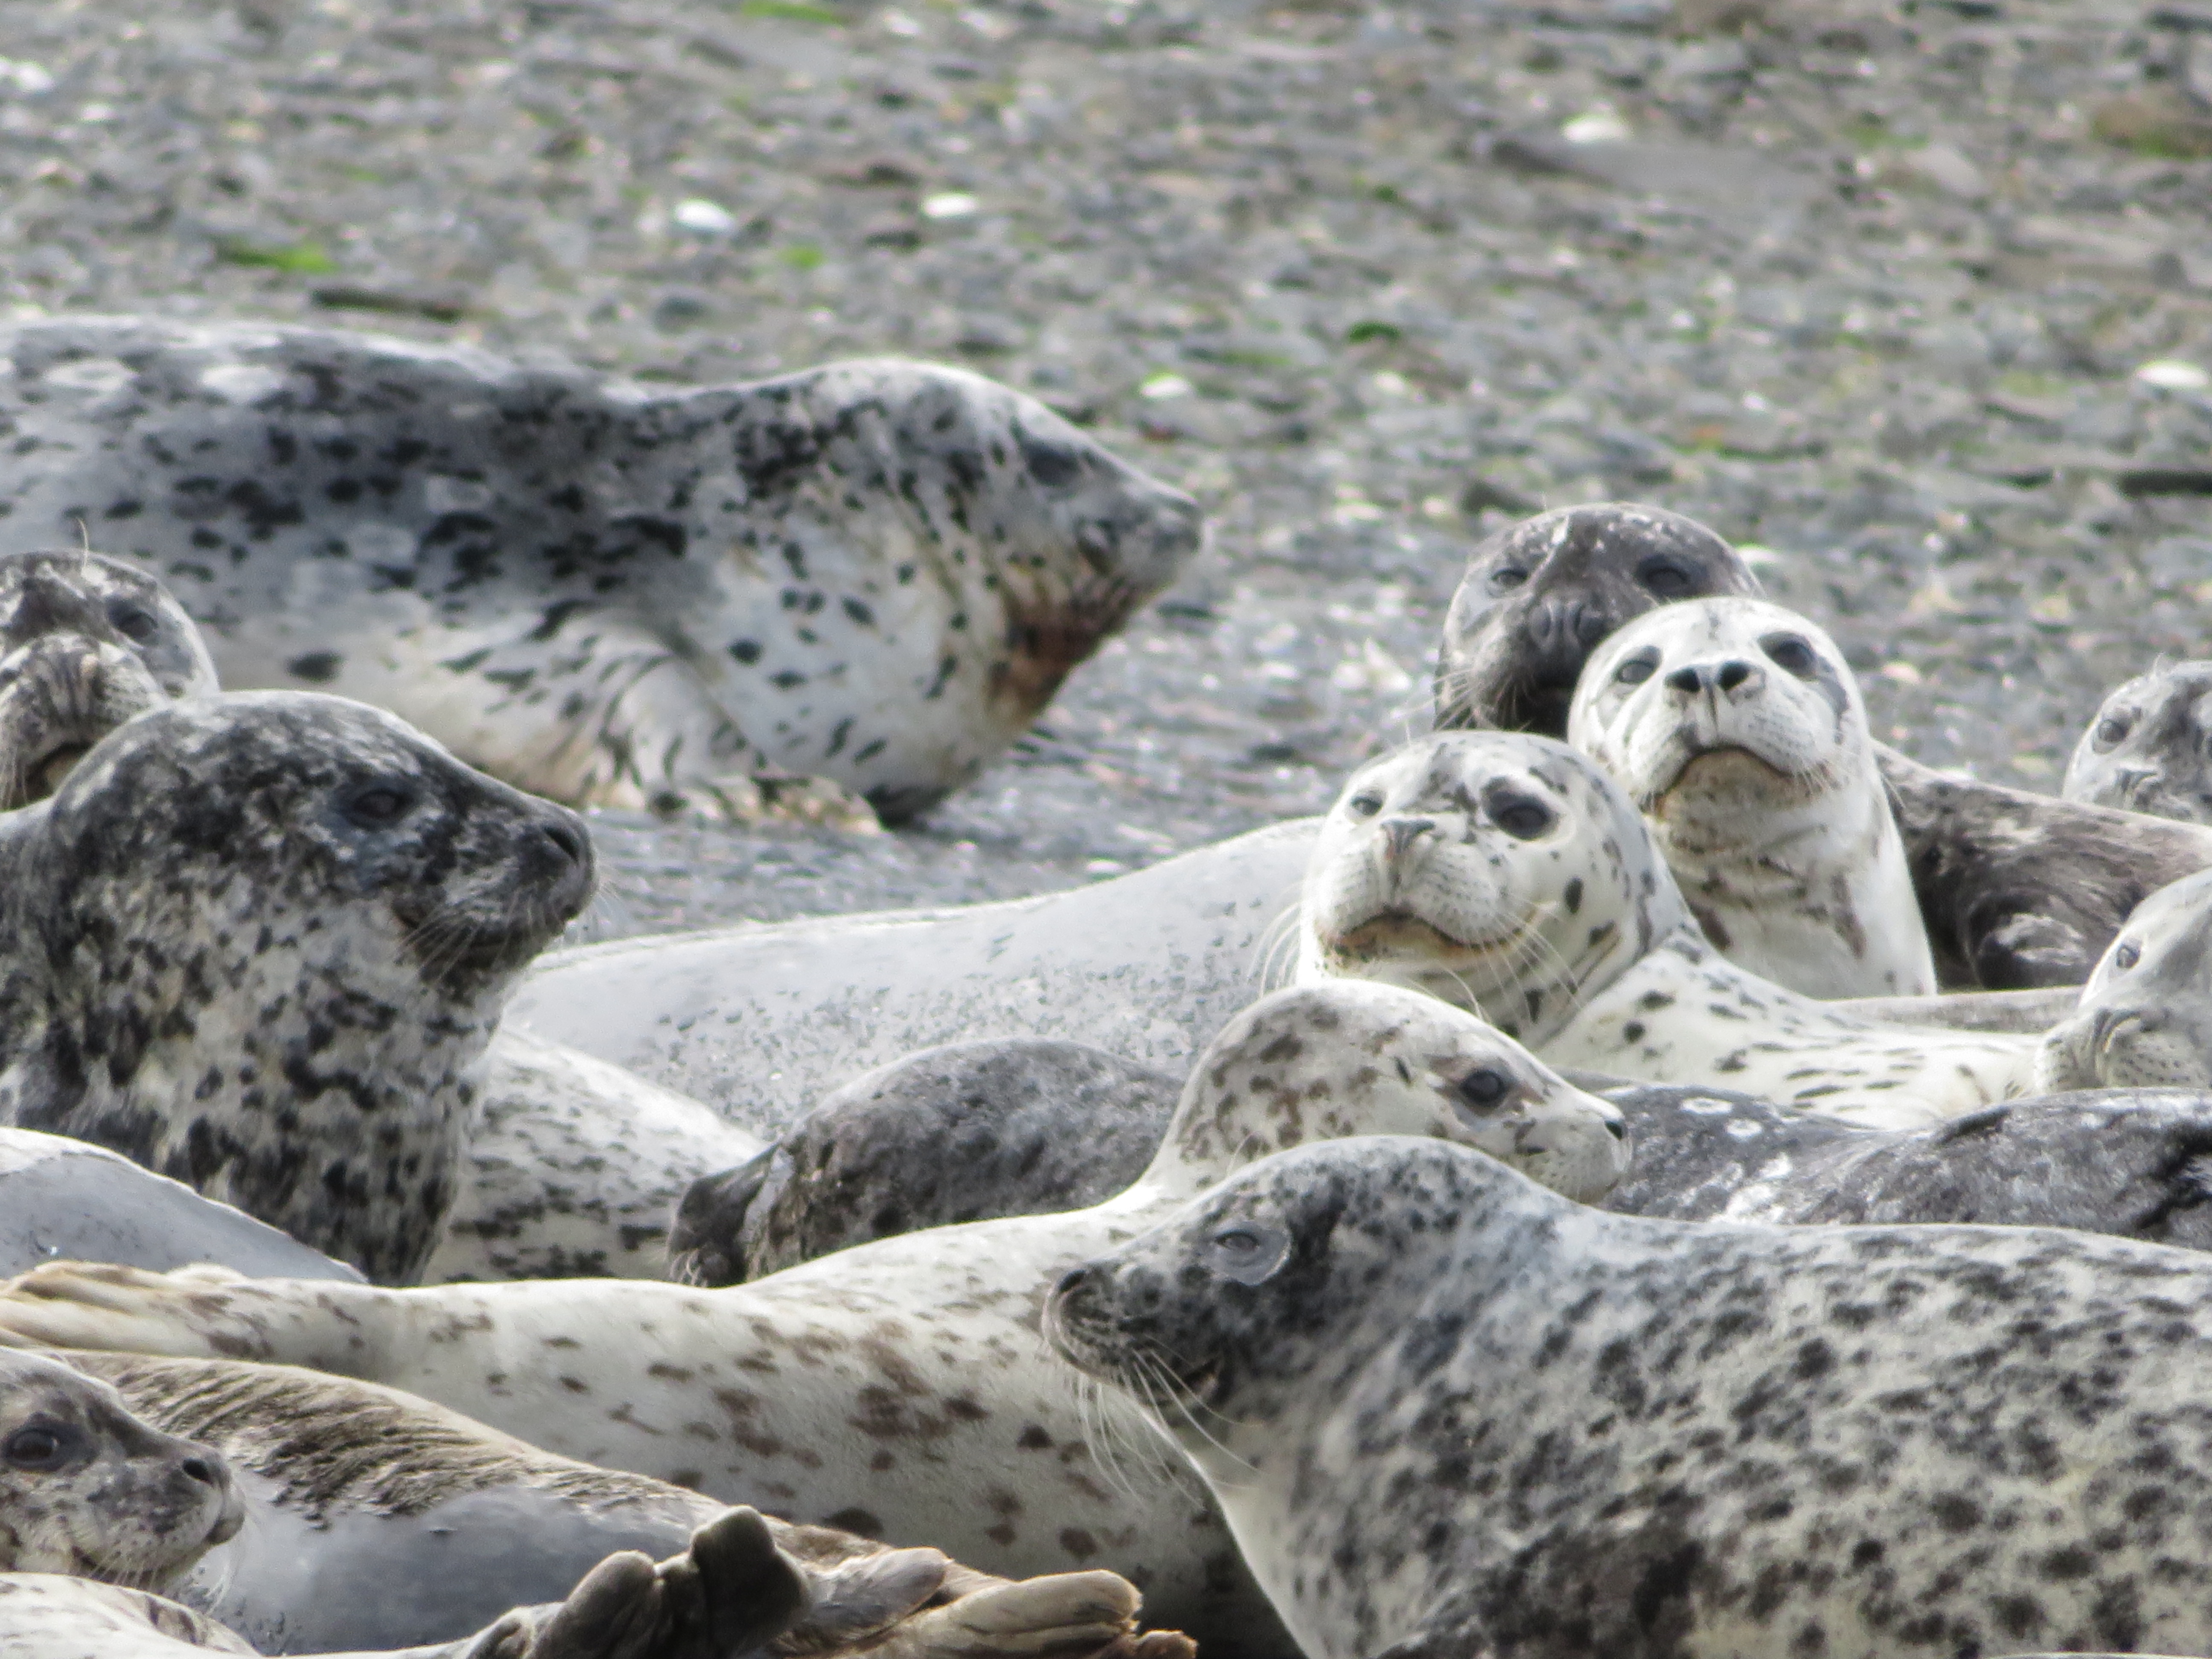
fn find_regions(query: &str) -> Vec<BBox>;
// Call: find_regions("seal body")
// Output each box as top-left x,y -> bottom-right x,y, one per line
0,318 -> 1202,823
1049,1135 -> 2212,1659
2064,660 -> 2212,823
1570,597 -> 1935,998
0,692 -> 592,1283
0,983 -> 1630,1658
1296,731 -> 2034,1127
0,550 -> 215,810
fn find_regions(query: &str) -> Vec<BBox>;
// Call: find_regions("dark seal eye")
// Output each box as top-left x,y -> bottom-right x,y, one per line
1456,1067 -> 1513,1112
4,1423 -> 72,1471
1205,1220 -> 1289,1286
342,782 -> 417,828
106,600 -> 160,644
1490,566 -> 1529,592
1486,790 -> 1554,840
2094,714 -> 2132,751
1761,634 -> 1818,679
1615,648 -> 1659,687
2113,940 -> 2141,971
1636,556 -> 1697,599
1347,792 -> 1384,819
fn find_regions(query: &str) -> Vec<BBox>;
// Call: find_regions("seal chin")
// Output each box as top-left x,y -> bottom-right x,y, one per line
1649,743 -> 1832,815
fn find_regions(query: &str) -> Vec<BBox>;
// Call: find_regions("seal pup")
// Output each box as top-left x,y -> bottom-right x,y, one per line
1432,504 -> 2212,989
2036,867 -> 2212,1094
0,317 -> 1202,824
0,982 -> 1630,1656
1049,1133 -> 2212,1659
1296,730 -> 2035,1126
0,691 -> 593,1284
2064,659 -> 2212,823
0,1129 -> 358,1283
669,1039 -> 1180,1285
1569,596 -> 1936,998
0,550 -> 215,810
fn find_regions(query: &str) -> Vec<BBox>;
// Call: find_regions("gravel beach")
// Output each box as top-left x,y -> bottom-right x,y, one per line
3,0 -> 2207,933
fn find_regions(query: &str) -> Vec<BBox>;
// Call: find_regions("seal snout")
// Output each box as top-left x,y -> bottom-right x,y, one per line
1663,658 -> 1765,701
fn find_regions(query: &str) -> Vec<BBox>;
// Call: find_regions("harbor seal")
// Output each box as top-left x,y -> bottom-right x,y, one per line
0,317 -> 1202,824
669,1039 -> 1180,1286
1048,1132 -> 2212,1659
0,1129 -> 358,1283
2036,867 -> 2212,1094
0,550 -> 215,810
0,691 -> 592,1284
2063,659 -> 2212,823
1296,730 -> 2035,1126
0,981 -> 1629,1657
1432,504 -> 2212,989
1568,596 -> 1936,998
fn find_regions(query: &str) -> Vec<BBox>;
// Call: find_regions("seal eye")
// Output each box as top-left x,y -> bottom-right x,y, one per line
1615,648 -> 1659,687
1636,556 -> 1697,599
342,782 -> 417,828
1761,634 -> 1818,679
2094,714 -> 2132,751
4,1423 -> 72,1471
106,601 -> 160,644
1347,792 -> 1384,819
1205,1220 -> 1289,1286
2114,940 -> 2141,971
1455,1067 -> 1513,1112
1490,566 -> 1529,592
1486,790 -> 1554,840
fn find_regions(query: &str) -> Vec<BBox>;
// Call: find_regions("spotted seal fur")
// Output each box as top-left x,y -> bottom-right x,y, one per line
1432,503 -> 2212,989
0,550 -> 215,811
1048,1133 -> 2212,1659
2064,660 -> 2212,823
1297,730 -> 2035,1127
0,981 -> 1629,1657
1569,596 -> 1935,998
0,317 -> 1202,824
0,691 -> 592,1284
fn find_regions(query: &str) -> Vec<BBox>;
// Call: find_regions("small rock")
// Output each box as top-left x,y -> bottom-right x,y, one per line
2136,358 -> 2212,391
1139,372 -> 1193,400
652,290 -> 713,329
954,318 -> 1020,354
1659,38 -> 1749,79
2092,85 -> 2212,159
673,198 -> 739,234
861,214 -> 920,248
920,191 -> 979,218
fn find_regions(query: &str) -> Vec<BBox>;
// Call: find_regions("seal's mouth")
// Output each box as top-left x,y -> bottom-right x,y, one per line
1323,907 -> 1539,967
1646,742 -> 1833,811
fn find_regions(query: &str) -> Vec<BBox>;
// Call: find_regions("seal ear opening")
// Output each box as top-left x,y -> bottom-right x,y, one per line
667,1147 -> 777,1287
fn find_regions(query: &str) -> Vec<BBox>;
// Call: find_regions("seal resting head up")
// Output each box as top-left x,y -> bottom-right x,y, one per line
0,550 -> 215,809
2064,660 -> 2212,825
2036,868 -> 2212,1093
0,691 -> 594,1283
1569,595 -> 1936,998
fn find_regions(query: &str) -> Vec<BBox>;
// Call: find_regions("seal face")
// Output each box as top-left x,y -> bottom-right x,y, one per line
2064,661 -> 2212,823
0,550 -> 216,809
0,318 -> 1204,824
0,691 -> 593,1283
1432,503 -> 1758,737
1298,731 -> 2034,1126
1050,1135 -> 2212,1659
2036,868 -> 2212,1093
1570,596 -> 1936,998
0,1349 -> 241,1586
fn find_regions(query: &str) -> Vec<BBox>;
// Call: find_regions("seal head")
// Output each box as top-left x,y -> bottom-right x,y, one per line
2036,869 -> 2212,1093
2064,661 -> 2212,824
0,550 -> 216,809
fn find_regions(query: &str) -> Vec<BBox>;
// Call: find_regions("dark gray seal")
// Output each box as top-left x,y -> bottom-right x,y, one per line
0,317 -> 1203,824
0,691 -> 592,1284
2064,659 -> 2212,823
669,1039 -> 1181,1286
1048,1134 -> 2212,1659
0,549 -> 216,810
1432,502 -> 2212,989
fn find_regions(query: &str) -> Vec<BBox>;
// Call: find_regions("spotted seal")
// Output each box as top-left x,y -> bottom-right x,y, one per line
2063,660 -> 2212,823
1048,1133 -> 2212,1659
0,550 -> 215,811
0,981 -> 1629,1657
0,317 -> 1202,824
1569,596 -> 1935,998
2036,867 -> 2212,1094
1297,730 -> 2035,1127
1432,502 -> 2212,989
0,690 -> 593,1283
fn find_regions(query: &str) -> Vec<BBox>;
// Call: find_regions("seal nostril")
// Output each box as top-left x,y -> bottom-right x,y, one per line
540,821 -> 586,866
1572,608 -> 1609,646
1664,666 -> 1703,696
1716,661 -> 1754,693
1052,1266 -> 1092,1299
1605,1118 -> 1627,1141
180,1457 -> 218,1487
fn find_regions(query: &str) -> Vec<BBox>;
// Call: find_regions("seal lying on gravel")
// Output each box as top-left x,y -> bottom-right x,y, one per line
1569,596 -> 1936,998
2036,867 -> 2212,1094
1298,731 -> 2034,1126
54,1349 -> 1178,1659
0,550 -> 215,810
2063,659 -> 2212,824
1433,502 -> 2212,990
0,317 -> 1202,824
1048,1134 -> 2212,1659
0,982 -> 1629,1658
